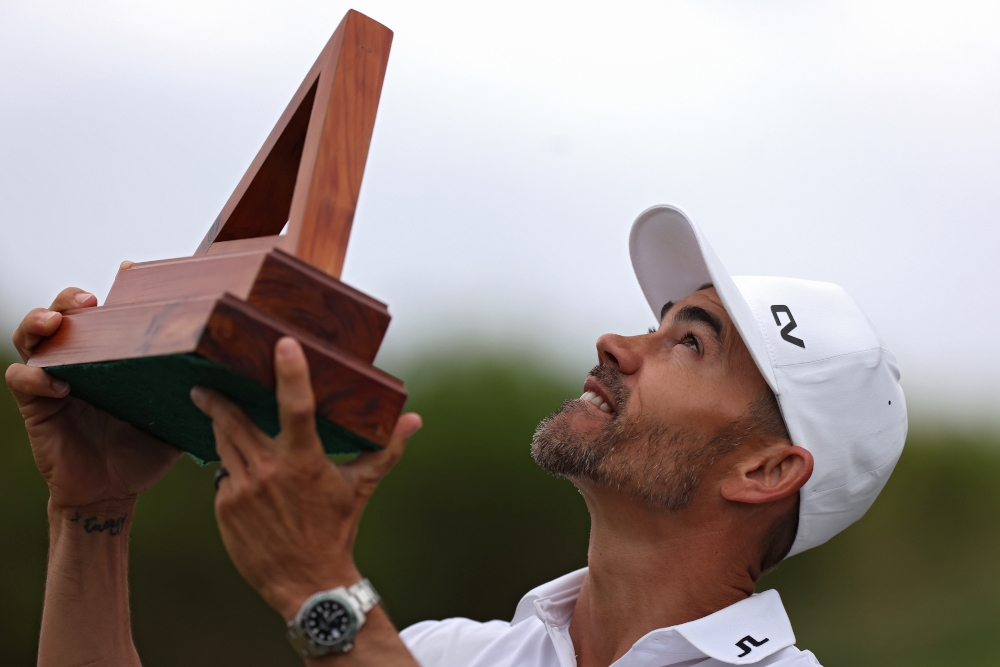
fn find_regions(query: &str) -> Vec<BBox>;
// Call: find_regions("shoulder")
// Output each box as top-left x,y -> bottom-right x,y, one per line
400,616 -> 551,667
749,645 -> 824,666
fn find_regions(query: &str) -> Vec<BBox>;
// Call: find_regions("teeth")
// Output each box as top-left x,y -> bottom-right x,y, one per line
579,391 -> 613,414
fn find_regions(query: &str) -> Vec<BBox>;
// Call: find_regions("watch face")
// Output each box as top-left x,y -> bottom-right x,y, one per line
303,598 -> 355,646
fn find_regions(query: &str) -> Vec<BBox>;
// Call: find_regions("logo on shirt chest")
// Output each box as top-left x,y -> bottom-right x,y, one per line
735,635 -> 769,658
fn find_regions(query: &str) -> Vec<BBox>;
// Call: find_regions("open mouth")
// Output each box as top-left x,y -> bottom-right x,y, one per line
579,377 -> 616,415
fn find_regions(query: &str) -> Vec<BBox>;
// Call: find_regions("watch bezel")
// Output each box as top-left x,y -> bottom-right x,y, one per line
289,588 -> 366,656
302,593 -> 358,648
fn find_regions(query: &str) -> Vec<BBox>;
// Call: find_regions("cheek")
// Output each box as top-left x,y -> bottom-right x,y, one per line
632,365 -> 742,431
631,363 -> 699,419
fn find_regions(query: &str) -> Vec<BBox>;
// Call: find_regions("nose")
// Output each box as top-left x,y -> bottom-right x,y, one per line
596,333 -> 643,375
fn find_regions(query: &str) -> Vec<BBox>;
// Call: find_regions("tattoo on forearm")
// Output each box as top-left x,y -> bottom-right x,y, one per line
70,511 -> 127,536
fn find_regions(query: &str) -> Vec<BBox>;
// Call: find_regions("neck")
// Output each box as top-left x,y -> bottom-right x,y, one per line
568,482 -> 756,667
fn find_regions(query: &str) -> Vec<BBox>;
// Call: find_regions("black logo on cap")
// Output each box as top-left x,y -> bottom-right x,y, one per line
735,635 -> 770,658
770,305 -> 805,348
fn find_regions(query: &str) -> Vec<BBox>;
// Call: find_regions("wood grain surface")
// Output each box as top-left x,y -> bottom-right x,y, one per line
102,249 -> 390,363
29,295 -> 405,446
204,235 -> 290,257
195,10 -> 393,280
285,10 -> 392,278
246,250 -> 389,363
27,10 -> 403,448
204,81 -> 318,246
28,298 -> 218,367
197,295 -> 404,446
104,251 -> 269,307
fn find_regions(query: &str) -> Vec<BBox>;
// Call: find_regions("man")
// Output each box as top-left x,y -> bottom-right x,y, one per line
6,205 -> 906,666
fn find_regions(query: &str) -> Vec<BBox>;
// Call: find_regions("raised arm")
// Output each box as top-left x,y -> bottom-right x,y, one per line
5,287 -> 182,667
191,336 -> 423,666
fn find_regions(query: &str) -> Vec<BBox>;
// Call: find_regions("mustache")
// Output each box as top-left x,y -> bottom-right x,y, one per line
587,364 -> 630,414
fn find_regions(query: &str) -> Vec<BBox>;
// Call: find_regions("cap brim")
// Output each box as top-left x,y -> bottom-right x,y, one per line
629,205 -> 778,394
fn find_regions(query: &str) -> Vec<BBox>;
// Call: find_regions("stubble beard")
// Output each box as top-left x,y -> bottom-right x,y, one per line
530,364 -> 735,512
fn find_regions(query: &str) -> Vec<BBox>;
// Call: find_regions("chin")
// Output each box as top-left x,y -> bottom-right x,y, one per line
543,400 -> 604,437
530,399 -> 605,477
563,405 -> 606,431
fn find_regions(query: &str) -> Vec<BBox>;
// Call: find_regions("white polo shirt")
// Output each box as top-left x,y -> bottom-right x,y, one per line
400,568 -> 821,667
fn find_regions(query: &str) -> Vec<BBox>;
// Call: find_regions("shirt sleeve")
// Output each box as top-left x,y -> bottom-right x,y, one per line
399,618 -> 513,667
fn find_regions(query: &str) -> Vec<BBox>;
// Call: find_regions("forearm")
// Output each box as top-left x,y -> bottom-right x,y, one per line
306,607 -> 420,667
39,497 -> 140,667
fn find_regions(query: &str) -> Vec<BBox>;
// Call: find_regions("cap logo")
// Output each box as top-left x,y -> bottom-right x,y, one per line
770,305 -> 805,348
735,635 -> 769,658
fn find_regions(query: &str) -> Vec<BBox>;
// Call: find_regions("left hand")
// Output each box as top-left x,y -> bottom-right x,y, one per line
190,336 -> 422,621
6,288 -> 182,513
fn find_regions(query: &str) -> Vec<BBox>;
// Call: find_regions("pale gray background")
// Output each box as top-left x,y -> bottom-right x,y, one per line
1,0 -> 997,426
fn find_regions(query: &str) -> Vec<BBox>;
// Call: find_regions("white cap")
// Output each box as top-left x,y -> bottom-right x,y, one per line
629,204 -> 907,557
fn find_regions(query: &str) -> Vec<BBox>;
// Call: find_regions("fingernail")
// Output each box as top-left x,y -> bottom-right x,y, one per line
119,260 -> 133,270
276,337 -> 301,359
43,311 -> 59,324
74,292 -> 94,305
52,379 -> 70,394
190,387 -> 205,406
405,418 -> 423,438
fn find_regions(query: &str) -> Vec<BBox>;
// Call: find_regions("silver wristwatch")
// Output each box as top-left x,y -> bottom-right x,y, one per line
286,579 -> 381,657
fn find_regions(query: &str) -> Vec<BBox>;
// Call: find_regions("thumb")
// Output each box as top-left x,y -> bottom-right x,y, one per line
341,412 -> 422,493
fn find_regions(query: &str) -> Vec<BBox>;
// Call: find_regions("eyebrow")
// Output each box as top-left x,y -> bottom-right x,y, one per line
658,283 -> 714,321
671,305 -> 724,347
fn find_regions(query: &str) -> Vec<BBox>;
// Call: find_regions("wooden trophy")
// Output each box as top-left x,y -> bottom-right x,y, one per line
28,10 -> 406,463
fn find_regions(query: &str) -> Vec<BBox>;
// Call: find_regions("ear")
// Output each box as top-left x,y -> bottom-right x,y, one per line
720,443 -> 814,505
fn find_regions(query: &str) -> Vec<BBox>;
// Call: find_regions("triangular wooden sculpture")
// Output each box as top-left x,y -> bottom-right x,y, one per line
28,10 -> 406,463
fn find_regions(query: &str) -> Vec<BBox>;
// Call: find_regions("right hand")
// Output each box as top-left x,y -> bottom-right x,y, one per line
5,287 -> 182,511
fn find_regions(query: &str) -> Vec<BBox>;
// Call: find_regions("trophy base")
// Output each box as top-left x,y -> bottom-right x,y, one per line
48,353 -> 380,464
30,281 -> 406,459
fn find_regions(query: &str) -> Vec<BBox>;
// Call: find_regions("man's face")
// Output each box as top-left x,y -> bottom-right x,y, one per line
531,287 -> 771,511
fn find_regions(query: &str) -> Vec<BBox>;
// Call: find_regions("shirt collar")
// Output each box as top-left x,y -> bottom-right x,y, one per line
511,568 -> 588,626
510,568 -> 796,665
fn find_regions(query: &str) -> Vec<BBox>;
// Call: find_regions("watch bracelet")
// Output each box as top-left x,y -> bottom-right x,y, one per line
347,578 -> 380,613
285,578 -> 380,658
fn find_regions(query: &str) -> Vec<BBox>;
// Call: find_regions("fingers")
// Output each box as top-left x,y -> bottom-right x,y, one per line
190,387 -> 269,466
13,309 -> 62,361
12,288 -> 97,361
50,287 -> 97,312
212,436 -> 251,527
214,435 -> 249,491
342,412 -> 422,492
5,363 -> 70,404
274,337 -> 319,450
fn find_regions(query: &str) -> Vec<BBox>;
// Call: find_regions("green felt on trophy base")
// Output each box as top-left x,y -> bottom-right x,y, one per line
47,354 -> 380,464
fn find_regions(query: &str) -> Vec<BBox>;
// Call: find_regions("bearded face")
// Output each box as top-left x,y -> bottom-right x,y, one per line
530,364 -> 748,512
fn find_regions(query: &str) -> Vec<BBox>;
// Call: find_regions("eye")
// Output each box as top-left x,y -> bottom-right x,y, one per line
681,334 -> 700,353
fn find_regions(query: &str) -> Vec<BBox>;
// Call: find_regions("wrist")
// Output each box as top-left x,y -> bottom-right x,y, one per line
269,565 -> 364,622
49,495 -> 137,515
48,497 -> 136,536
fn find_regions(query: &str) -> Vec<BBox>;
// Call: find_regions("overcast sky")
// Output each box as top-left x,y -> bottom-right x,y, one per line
1,0 -> 998,425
